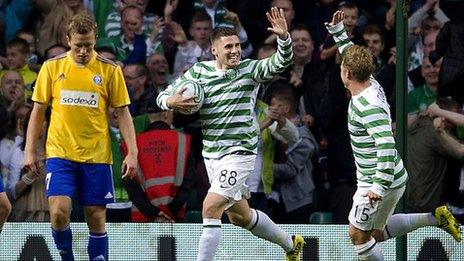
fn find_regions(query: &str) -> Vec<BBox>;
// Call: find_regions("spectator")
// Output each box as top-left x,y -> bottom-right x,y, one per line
1,38 -> 37,98
15,29 -> 39,70
0,103 -> 30,200
194,0 -> 253,58
0,70 -> 26,117
0,0 -> 34,45
407,56 -> 443,126
407,97 -> 463,212
122,63 -> 157,116
408,1 -> 448,78
147,53 -> 173,93
9,107 -> 49,222
408,31 -> 438,88
320,2 -> 364,63
269,88 -> 318,224
35,0 -> 89,56
103,0 -> 157,38
362,24 -> 387,75
303,0 -> 338,49
429,3 -> 464,106
247,98 -> 299,216
43,44 -> 69,60
173,11 -> 214,78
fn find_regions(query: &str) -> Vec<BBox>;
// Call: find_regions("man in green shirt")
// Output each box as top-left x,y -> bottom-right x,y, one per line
407,56 -> 443,125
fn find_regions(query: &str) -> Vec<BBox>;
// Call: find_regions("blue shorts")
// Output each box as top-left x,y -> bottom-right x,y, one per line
0,176 -> 4,193
45,158 -> 115,206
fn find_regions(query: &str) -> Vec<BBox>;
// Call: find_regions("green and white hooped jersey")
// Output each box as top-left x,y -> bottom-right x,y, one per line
348,79 -> 408,197
157,34 -> 293,159
327,21 -> 407,197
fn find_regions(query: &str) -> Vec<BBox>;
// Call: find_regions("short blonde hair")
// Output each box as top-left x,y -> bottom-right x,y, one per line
67,13 -> 97,38
342,45 -> 375,83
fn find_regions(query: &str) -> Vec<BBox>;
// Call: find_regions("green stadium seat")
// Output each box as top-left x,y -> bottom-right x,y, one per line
309,212 -> 333,224
183,210 -> 203,223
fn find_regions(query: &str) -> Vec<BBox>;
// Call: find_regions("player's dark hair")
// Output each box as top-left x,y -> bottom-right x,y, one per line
210,27 -> 237,43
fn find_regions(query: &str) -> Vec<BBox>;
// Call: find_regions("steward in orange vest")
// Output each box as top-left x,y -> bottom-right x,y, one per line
122,116 -> 194,222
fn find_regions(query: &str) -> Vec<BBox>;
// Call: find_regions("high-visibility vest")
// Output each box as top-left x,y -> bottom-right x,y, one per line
122,129 -> 191,222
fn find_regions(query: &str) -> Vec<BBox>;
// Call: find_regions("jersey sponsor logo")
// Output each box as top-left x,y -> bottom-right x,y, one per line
60,90 -> 99,108
93,75 -> 102,85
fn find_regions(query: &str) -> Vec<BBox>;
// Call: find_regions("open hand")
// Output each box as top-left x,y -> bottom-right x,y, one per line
266,7 -> 288,40
325,10 -> 345,28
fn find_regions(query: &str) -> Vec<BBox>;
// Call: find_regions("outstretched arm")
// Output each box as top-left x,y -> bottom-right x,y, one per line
252,7 -> 293,82
325,11 -> 354,55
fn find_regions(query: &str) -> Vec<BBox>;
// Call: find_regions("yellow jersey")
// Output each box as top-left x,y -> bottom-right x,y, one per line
32,51 -> 130,163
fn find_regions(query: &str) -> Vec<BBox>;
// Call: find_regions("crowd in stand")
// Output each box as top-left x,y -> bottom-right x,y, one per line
0,0 -> 464,224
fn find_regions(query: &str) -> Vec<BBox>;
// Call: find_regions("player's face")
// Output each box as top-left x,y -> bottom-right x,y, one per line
67,31 -> 96,64
291,29 -> 313,61
6,47 -> 27,70
212,35 -> 241,69
363,33 -> 384,59
190,21 -> 212,46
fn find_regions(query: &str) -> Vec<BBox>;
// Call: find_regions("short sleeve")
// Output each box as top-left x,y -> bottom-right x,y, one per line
109,65 -> 131,108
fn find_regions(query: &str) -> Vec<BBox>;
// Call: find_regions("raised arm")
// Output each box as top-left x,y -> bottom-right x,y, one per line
251,7 -> 292,82
325,11 -> 354,56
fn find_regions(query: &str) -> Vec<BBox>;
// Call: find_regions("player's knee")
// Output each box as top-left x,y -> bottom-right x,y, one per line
202,201 -> 225,219
349,227 -> 371,245
227,211 -> 250,227
50,206 -> 70,224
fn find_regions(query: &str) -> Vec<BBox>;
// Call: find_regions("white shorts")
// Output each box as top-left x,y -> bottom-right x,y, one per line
204,153 -> 255,208
348,186 -> 405,231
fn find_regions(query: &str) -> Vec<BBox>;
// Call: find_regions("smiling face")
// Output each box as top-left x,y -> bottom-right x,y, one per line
291,29 -> 314,62
211,35 -> 241,70
121,7 -> 143,42
422,56 -> 442,88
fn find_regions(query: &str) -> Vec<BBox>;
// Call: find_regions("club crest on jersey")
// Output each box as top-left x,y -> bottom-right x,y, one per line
93,75 -> 102,85
225,68 -> 238,80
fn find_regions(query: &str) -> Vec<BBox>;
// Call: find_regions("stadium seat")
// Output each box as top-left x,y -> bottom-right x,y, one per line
184,210 -> 203,223
309,212 -> 333,224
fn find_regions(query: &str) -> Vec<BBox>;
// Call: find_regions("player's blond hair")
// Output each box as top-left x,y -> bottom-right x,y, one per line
67,13 -> 97,38
342,45 -> 375,83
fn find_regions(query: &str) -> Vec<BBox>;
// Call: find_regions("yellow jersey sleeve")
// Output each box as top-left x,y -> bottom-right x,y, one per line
32,62 -> 52,104
109,65 -> 130,108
